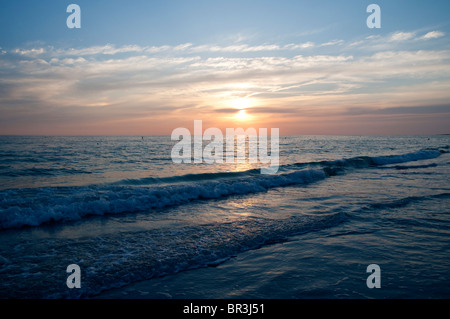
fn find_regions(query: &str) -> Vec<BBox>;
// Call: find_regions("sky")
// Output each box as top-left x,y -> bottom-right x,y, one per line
0,0 -> 449,135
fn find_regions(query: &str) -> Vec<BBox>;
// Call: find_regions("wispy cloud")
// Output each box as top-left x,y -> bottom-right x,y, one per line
10,28 -> 444,60
389,31 -> 416,42
1,29 -> 449,134
421,31 -> 445,40
6,39 -> 347,58
346,30 -> 446,52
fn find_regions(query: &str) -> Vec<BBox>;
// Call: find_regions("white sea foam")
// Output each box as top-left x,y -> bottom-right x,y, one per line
0,148 -> 445,230
371,149 -> 442,165
0,169 -> 327,229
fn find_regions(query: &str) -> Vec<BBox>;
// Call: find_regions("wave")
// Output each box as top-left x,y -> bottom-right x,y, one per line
366,192 -> 450,210
0,167 -> 93,177
110,169 -> 261,186
381,163 -> 438,170
0,169 -> 327,230
0,147 -> 446,230
111,147 -> 447,186
370,149 -> 442,165
0,212 -> 346,298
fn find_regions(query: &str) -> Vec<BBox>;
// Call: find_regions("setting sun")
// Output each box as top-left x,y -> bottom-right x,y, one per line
231,97 -> 255,110
234,109 -> 251,121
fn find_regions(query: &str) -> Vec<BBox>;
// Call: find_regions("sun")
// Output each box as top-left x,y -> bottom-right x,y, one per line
231,97 -> 255,121
234,109 -> 250,121
232,97 -> 254,110
220,96 -> 257,122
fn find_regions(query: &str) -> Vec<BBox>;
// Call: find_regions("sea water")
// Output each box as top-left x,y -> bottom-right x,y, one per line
0,135 -> 449,298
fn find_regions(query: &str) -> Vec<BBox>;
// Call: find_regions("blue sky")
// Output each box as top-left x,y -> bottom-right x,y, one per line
2,1 -> 449,48
1,1 -> 450,134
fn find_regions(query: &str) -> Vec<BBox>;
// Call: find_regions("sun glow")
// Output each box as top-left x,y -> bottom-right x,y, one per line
231,97 -> 255,121
232,97 -> 254,110
234,109 -> 251,121
217,95 -> 259,123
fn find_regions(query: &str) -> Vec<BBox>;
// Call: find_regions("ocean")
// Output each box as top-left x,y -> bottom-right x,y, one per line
0,135 -> 449,299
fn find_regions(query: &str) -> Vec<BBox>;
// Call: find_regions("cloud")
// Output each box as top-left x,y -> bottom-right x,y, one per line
13,48 -> 46,56
6,39 -> 347,60
1,32 -> 450,134
349,30 -> 446,51
284,42 -> 315,50
59,44 -> 146,56
344,104 -> 450,116
421,31 -> 445,40
320,40 -> 344,47
389,32 -> 416,42
1,47 -> 449,107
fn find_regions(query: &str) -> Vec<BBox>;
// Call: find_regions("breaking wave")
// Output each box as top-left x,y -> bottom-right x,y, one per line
0,147 -> 446,230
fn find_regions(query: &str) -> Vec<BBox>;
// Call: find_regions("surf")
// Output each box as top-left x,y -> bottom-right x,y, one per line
0,146 -> 446,230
